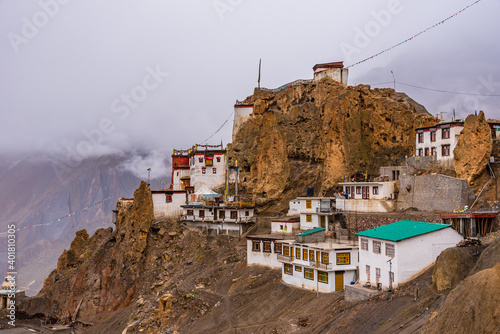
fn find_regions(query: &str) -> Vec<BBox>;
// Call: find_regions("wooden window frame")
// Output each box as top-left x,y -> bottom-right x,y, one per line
430,131 -> 436,142
306,200 -> 312,209
296,248 -> 301,260
336,252 -> 350,265
202,167 -> 206,174
284,263 -> 293,275
216,157 -> 221,162
219,210 -> 225,219
417,132 -> 424,143
442,127 -> 450,139
442,144 -> 451,156
373,241 -> 381,254
274,243 -> 282,254
361,238 -> 368,251
198,157 -> 203,163
212,168 -> 217,174
199,210 -> 205,218
295,265 -> 302,272
372,186 -> 379,195
263,241 -> 271,253
306,214 -> 312,223
230,211 -> 237,219
303,248 -> 308,261
386,243 -> 395,257
309,250 -> 315,262
187,209 -> 194,216
366,265 -> 371,282
304,268 -> 314,280
252,240 -> 260,252
321,252 -> 329,264
283,246 -> 290,257
376,268 -> 381,283
318,271 -> 328,283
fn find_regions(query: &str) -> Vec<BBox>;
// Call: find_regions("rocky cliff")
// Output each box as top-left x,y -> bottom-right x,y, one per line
230,79 -> 432,210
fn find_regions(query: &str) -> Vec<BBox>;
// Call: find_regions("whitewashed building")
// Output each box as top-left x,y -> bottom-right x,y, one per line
247,235 -> 291,269
337,181 -> 396,213
277,235 -> 358,293
297,197 -> 335,230
356,220 -> 463,289
415,121 -> 464,160
271,218 -> 300,235
152,191 -> 187,218
288,198 -> 301,216
232,102 -> 254,141
312,61 -> 348,86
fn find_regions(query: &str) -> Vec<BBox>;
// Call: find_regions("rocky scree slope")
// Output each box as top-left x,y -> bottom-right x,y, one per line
229,79 -> 433,211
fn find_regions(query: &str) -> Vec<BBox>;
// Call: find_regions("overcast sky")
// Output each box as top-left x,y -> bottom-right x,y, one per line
1,0 -> 499,175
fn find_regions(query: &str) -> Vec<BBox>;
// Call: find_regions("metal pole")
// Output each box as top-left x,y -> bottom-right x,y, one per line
391,71 -> 396,91
147,168 -> 151,187
389,259 -> 393,301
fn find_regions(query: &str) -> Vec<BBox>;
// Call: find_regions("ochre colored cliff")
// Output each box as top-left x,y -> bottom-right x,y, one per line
454,111 -> 493,187
230,78 -> 433,209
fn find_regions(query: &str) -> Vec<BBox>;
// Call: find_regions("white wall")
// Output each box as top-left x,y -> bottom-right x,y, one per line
271,221 -> 299,234
336,198 -> 396,213
247,239 -> 282,269
341,182 -> 395,200
288,199 -> 300,215
190,152 -> 226,192
153,192 -> 186,218
358,227 -> 463,289
171,168 -> 190,191
232,105 -> 253,141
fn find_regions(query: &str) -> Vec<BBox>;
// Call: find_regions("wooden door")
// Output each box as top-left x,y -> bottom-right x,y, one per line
335,272 -> 344,291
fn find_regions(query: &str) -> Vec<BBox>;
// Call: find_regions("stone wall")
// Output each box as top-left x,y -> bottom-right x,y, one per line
296,231 -> 326,243
398,174 -> 475,212
405,156 -> 454,174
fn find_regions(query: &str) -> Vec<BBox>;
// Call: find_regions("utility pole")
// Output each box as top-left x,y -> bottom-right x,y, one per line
388,258 -> 393,301
258,59 -> 261,89
391,71 -> 396,91
147,168 -> 151,187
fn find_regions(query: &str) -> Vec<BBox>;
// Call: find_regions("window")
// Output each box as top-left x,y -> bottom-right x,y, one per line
230,211 -> 237,219
389,271 -> 394,283
245,211 -> 249,216
366,265 -> 371,282
442,127 -> 450,139
321,252 -> 329,264
219,210 -> 225,219
442,144 -> 450,156
376,268 -> 381,283
199,210 -> 205,218
431,147 -> 437,156
295,266 -> 302,272
283,246 -> 290,257
252,240 -> 260,252
430,131 -> 436,142
202,167 -> 206,174
284,264 -> 293,275
425,148 -> 429,156
263,241 -> 271,253
417,148 -> 423,156
280,225 -> 283,230
373,241 -> 381,254
166,195 -> 172,203
274,243 -> 282,254
346,187 -> 350,195
216,157 -> 221,162
187,209 -> 194,216
199,157 -> 203,163
296,248 -> 301,260
372,186 -> 379,195
336,253 -> 350,265
304,268 -> 314,280
306,200 -> 312,209
386,243 -> 395,257
356,187 -> 361,195
417,132 -> 423,143
306,215 -> 312,223
213,168 -> 217,174
303,248 -> 308,261
309,250 -> 315,262
361,238 -> 368,251
318,271 -> 328,283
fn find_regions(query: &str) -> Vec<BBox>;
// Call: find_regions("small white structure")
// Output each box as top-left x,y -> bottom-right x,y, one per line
232,102 -> 254,141
415,121 -> 464,160
288,198 -> 301,216
313,61 -> 348,86
0,275 -> 25,310
297,197 -> 335,230
277,238 -> 359,293
152,191 -> 187,218
247,235 -> 291,269
271,218 -> 300,235
356,220 -> 463,289
189,147 -> 227,192
337,181 -> 396,213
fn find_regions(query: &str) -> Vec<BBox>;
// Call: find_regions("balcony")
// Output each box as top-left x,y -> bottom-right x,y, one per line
277,254 -> 293,263
309,261 -> 333,270
316,207 -> 334,213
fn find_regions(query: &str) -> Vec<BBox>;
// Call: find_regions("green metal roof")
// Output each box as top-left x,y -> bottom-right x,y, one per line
355,220 -> 449,242
298,227 -> 325,236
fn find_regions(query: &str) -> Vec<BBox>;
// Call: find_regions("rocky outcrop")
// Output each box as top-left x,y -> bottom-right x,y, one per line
431,246 -> 480,293
454,111 -> 492,187
230,79 -> 432,209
